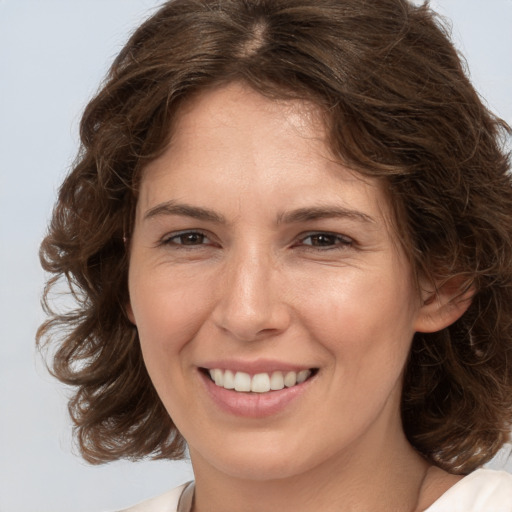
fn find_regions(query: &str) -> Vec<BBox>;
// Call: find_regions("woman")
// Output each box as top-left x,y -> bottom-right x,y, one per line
38,0 -> 512,510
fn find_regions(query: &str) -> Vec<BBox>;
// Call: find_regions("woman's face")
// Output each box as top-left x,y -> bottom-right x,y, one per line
127,82 -> 426,481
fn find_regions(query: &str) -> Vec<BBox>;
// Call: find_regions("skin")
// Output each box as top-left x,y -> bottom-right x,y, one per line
127,82 -> 466,511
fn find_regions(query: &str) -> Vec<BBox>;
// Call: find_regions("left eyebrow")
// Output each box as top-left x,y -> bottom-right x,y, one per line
276,206 -> 376,225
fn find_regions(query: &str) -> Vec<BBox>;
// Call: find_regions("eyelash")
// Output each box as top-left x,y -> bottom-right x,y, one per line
160,230 -> 353,251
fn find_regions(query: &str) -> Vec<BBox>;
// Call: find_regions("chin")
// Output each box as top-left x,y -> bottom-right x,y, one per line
189,431 -> 331,483
210,454 -> 310,482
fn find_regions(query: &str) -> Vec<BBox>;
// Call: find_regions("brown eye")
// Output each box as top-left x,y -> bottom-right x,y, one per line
163,231 -> 211,246
308,234 -> 337,246
178,233 -> 205,245
301,232 -> 353,249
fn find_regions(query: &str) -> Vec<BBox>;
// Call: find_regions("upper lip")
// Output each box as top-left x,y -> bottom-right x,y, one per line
199,359 -> 315,375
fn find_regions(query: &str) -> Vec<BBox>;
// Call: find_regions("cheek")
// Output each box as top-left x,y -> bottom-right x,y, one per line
129,269 -> 213,367
298,268 -> 417,372
129,276 -> 211,426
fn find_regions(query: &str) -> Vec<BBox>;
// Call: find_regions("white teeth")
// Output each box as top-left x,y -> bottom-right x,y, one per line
223,369 -> 235,389
270,371 -> 284,390
234,371 -> 251,392
251,373 -> 271,393
284,371 -> 297,387
297,369 -> 311,383
209,369 -> 224,387
208,368 -> 313,393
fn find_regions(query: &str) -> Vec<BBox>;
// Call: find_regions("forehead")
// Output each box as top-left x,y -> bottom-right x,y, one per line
137,82 -> 395,229
165,82 -> 331,168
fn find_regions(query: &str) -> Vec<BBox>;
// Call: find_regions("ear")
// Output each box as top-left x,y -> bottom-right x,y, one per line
414,276 -> 474,333
125,302 -> 137,325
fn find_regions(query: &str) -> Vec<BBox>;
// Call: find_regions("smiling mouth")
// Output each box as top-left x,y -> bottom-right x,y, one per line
202,368 -> 318,393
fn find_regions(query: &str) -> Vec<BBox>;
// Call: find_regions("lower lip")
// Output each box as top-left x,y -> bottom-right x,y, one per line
200,371 -> 313,418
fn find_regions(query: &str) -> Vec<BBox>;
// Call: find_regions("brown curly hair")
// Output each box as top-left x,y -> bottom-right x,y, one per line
38,0 -> 512,474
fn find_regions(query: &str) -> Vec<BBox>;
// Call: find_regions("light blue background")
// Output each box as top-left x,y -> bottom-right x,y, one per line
0,1 -> 511,511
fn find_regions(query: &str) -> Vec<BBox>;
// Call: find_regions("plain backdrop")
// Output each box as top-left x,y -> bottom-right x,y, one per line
0,1 -> 511,511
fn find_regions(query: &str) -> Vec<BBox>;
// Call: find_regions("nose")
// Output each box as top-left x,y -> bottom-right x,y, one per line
212,248 -> 291,342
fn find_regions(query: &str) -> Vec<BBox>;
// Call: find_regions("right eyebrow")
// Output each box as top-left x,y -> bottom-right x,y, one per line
143,200 -> 226,224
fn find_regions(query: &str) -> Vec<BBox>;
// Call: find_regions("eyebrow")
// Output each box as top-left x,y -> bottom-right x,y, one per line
277,206 -> 376,225
144,200 -> 226,224
143,201 -> 375,225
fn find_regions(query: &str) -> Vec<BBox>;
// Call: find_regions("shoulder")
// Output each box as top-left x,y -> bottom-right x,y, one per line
115,482 -> 191,512
426,469 -> 512,512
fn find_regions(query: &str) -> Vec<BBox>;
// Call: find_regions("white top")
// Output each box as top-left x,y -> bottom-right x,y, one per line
118,469 -> 512,512
117,483 -> 189,512
424,469 -> 512,512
